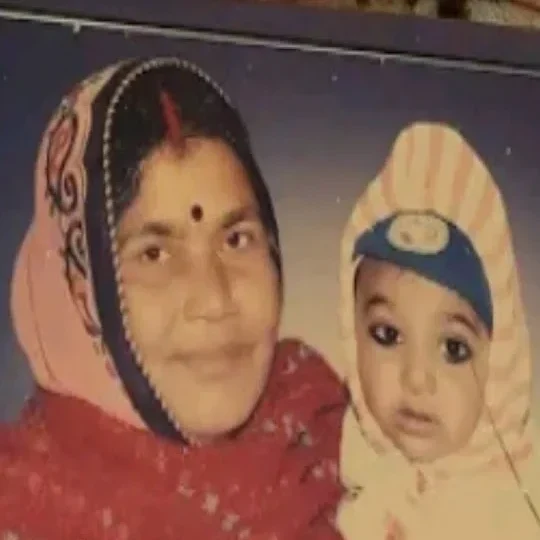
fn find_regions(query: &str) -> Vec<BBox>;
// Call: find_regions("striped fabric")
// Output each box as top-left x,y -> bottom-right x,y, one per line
337,122 -> 540,539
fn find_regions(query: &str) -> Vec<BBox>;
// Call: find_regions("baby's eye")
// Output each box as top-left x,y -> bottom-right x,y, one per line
224,229 -> 256,251
443,338 -> 472,364
139,245 -> 171,264
368,323 -> 402,347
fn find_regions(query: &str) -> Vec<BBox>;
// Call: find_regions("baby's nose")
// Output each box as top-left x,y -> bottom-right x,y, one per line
401,355 -> 436,396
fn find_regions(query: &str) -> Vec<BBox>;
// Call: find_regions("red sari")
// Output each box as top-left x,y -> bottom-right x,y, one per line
0,338 -> 346,540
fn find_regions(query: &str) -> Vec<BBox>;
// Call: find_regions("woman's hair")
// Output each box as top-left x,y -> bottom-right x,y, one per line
106,63 -> 282,281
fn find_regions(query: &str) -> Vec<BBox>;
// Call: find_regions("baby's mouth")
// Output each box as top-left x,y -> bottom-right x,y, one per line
395,406 -> 439,437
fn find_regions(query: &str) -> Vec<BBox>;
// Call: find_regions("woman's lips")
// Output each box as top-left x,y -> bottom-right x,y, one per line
170,343 -> 252,379
395,407 -> 439,437
171,343 -> 250,363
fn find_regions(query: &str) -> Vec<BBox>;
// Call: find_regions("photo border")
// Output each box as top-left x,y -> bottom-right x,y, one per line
1,0 -> 540,72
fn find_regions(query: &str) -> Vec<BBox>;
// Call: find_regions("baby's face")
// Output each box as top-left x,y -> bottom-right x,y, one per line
354,258 -> 490,463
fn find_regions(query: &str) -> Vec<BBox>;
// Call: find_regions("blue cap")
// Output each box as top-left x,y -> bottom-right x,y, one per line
352,210 -> 493,334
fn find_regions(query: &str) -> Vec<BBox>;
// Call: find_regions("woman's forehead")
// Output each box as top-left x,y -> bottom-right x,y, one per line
117,140 -> 259,241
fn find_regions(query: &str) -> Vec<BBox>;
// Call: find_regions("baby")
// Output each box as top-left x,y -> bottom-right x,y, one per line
337,122 -> 540,539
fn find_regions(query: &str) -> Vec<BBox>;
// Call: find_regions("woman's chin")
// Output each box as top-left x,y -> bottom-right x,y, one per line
178,412 -> 252,444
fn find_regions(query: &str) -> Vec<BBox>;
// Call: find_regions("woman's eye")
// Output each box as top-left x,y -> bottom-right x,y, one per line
225,230 -> 255,250
368,323 -> 401,347
443,338 -> 472,364
139,245 -> 170,264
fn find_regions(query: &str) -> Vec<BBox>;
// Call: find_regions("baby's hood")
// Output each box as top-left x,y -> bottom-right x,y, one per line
340,121 -> 533,475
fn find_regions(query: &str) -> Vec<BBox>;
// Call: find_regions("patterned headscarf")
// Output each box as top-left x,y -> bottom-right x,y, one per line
337,122 -> 540,539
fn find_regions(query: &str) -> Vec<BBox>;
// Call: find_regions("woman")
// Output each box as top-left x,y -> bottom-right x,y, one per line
0,57 -> 346,540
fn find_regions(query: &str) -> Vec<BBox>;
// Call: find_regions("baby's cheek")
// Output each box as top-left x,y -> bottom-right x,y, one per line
440,378 -> 482,445
365,361 -> 402,412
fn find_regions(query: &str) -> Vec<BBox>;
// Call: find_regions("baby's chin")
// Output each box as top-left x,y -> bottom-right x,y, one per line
390,427 -> 450,463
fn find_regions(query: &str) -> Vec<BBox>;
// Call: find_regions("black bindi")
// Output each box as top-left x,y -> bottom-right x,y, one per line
190,204 -> 203,222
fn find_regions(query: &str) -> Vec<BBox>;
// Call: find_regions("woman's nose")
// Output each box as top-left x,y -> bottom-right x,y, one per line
182,255 -> 235,322
400,348 -> 437,396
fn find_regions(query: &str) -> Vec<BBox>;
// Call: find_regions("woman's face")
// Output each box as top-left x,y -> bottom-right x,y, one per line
117,138 -> 280,442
